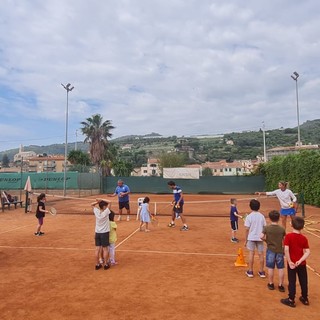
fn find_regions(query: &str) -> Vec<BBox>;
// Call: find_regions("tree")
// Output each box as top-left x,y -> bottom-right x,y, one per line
158,152 -> 186,174
68,150 -> 91,165
80,114 -> 115,175
202,167 -> 213,176
1,154 -> 9,167
112,159 -> 134,176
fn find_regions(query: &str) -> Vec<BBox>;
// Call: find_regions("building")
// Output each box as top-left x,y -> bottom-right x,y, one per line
186,160 -> 259,176
266,144 -> 319,160
13,145 -> 36,162
139,158 -> 161,177
27,155 -> 69,173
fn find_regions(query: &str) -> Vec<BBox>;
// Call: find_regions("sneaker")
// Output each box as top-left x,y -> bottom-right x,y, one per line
117,215 -> 122,221
180,225 -> 189,231
168,222 -> 175,228
280,298 -> 295,308
110,261 -> 118,266
231,238 -> 238,243
234,238 -> 240,242
126,215 -> 130,221
104,263 -> 110,270
278,285 -> 285,292
95,264 -> 102,270
267,283 -> 275,290
34,232 -> 40,236
258,271 -> 266,278
39,232 -> 45,235
246,270 -> 254,278
299,296 -> 309,306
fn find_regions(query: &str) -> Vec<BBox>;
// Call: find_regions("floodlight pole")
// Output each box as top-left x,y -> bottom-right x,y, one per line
262,122 -> 267,162
291,72 -> 301,146
61,83 -> 74,196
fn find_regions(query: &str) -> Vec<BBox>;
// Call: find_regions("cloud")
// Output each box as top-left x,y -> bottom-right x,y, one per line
0,0 -> 320,151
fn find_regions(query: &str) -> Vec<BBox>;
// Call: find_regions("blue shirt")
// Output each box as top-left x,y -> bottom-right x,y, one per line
173,186 -> 184,204
115,184 -> 130,202
230,205 -> 238,222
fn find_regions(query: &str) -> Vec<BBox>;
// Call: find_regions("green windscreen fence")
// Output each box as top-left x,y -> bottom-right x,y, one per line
103,176 -> 265,194
0,172 -> 100,190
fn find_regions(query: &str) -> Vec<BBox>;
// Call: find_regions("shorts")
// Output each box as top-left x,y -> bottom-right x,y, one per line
246,240 -> 264,253
266,249 -> 284,269
119,201 -> 130,210
280,208 -> 295,216
173,202 -> 183,215
230,220 -> 238,231
95,232 -> 110,247
37,217 -> 44,225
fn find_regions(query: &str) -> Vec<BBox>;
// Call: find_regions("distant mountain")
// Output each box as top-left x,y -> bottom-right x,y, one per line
1,121 -> 319,162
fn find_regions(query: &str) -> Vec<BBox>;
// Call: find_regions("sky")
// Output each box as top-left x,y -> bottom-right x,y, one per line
1,0 -> 320,152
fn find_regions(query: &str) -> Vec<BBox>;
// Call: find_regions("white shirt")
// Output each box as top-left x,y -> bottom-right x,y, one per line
266,189 -> 297,209
245,211 -> 266,241
93,207 -> 111,233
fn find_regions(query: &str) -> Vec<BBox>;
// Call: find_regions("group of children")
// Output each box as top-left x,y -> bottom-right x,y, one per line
229,197 -> 311,308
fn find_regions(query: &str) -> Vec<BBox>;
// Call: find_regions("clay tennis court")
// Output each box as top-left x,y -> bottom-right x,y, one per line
0,193 -> 319,320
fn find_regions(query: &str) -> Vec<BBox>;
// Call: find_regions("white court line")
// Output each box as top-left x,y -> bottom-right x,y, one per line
117,249 -> 235,257
0,223 -> 34,235
0,245 -> 93,251
115,228 -> 143,249
305,229 -> 320,239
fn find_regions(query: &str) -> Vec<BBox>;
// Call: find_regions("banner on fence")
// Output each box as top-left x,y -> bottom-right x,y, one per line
163,167 -> 200,179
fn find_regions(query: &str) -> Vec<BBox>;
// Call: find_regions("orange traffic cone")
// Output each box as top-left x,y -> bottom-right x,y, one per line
234,247 -> 247,267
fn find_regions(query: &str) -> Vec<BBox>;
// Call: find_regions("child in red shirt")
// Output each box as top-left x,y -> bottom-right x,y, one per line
281,216 -> 310,307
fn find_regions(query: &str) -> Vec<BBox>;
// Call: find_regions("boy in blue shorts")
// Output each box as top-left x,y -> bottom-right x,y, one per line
230,198 -> 243,243
261,210 -> 286,292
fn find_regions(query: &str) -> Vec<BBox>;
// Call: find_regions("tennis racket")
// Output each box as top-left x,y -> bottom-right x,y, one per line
49,207 -> 57,216
242,213 -> 248,222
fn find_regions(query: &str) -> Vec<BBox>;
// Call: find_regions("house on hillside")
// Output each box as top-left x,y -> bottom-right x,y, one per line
266,144 -> 319,160
186,160 -> 259,176
27,155 -> 70,173
133,158 -> 161,177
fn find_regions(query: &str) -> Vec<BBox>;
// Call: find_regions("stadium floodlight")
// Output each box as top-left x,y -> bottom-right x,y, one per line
290,72 -> 301,146
61,82 -> 75,196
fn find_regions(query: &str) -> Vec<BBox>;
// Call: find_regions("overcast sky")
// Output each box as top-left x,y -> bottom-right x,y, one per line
1,0 -> 320,152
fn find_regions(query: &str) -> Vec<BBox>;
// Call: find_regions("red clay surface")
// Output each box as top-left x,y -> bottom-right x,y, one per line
0,193 -> 319,320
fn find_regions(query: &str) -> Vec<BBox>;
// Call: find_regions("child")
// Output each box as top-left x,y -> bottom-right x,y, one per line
91,198 -> 112,270
261,210 -> 286,292
230,198 -> 242,243
244,199 -> 267,278
281,216 -> 310,307
34,193 -> 48,236
108,210 -> 118,265
139,197 -> 152,232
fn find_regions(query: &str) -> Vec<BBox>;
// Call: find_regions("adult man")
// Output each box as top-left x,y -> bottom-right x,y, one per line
108,180 -> 131,221
167,180 -> 189,231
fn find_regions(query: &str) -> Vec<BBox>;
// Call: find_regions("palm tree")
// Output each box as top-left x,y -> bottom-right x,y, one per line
80,114 -> 115,175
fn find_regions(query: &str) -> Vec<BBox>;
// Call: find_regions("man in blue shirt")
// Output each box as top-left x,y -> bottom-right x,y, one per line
108,180 -> 131,221
167,181 -> 189,231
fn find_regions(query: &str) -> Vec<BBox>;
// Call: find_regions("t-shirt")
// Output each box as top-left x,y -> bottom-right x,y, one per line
284,232 -> 309,265
36,201 -> 45,218
230,205 -> 239,222
173,186 -> 184,204
245,211 -> 266,241
266,189 -> 297,209
115,184 -> 130,202
109,221 -> 117,244
93,207 -> 111,233
262,224 -> 286,253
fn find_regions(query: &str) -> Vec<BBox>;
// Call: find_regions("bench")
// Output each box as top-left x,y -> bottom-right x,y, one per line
1,192 -> 23,212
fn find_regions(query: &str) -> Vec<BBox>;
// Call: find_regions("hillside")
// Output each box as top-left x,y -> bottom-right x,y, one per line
1,119 -> 320,163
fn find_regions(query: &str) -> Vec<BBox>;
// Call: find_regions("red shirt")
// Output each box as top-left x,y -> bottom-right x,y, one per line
284,232 -> 309,265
